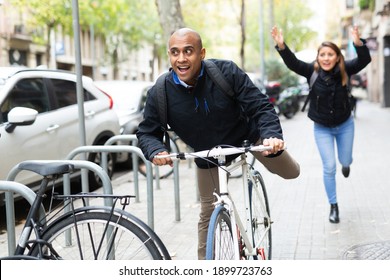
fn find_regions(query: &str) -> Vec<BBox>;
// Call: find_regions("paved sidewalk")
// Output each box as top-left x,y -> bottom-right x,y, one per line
1,99 -> 389,260
109,99 -> 390,260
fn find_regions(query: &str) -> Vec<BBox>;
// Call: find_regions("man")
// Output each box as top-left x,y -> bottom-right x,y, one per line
137,28 -> 300,259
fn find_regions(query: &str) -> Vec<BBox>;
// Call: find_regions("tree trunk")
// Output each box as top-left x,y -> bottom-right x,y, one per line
239,0 -> 246,70
154,0 -> 185,43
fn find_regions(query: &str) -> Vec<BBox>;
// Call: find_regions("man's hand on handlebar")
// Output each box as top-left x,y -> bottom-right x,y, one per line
152,151 -> 173,166
261,137 -> 285,156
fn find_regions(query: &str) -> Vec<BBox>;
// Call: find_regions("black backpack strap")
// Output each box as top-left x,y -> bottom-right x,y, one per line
301,70 -> 319,112
154,72 -> 170,151
203,60 -> 235,97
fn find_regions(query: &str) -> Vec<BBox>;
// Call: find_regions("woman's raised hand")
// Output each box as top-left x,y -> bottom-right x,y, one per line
271,26 -> 285,50
351,25 -> 363,46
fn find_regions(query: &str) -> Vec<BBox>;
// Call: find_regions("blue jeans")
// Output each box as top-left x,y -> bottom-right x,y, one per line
314,116 -> 354,204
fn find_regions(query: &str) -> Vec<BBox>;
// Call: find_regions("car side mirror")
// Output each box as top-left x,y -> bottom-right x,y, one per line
5,107 -> 38,133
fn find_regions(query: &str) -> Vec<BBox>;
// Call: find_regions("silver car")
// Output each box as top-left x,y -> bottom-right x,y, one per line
0,68 -> 120,201
94,80 -> 152,167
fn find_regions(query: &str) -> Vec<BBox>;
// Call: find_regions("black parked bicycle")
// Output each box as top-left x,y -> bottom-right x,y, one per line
0,161 -> 171,260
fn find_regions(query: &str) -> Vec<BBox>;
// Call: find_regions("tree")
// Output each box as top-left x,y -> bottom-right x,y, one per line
81,0 -> 161,79
11,0 -> 72,67
155,0 -> 185,44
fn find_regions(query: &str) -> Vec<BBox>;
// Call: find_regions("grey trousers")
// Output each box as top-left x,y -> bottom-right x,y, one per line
196,149 -> 300,259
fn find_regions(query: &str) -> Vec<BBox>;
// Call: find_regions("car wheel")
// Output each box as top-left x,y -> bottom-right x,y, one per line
88,149 -> 116,190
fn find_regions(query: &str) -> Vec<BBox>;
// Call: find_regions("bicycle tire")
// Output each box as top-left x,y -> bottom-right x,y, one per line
138,137 -> 179,179
30,211 -> 167,260
205,205 -> 237,260
247,170 -> 272,260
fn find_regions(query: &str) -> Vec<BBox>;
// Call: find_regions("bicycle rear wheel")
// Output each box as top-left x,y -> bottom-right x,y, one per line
247,170 -> 272,260
31,211 -> 168,260
205,205 -> 237,260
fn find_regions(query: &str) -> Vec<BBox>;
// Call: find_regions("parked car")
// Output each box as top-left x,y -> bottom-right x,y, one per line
246,73 -> 282,99
94,80 -> 152,168
0,67 -> 120,203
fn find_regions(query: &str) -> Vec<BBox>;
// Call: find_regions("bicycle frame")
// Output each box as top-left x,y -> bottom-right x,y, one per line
216,152 -> 260,259
156,143 -> 273,260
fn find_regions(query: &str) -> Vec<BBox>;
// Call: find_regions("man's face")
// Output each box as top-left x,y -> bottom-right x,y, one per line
168,33 -> 205,86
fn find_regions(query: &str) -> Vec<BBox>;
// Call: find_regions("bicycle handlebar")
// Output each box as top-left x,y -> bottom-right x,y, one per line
155,144 -> 274,160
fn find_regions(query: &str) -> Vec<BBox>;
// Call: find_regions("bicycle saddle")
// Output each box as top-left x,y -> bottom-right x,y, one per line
18,161 -> 75,177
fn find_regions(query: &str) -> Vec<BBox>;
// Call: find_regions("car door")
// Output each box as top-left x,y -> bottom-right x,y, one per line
47,77 -> 107,158
0,78 -> 61,185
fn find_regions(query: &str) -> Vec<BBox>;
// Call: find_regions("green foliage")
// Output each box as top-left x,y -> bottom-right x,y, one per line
10,0 -> 72,43
265,58 -> 299,88
11,0 -> 318,82
359,0 -> 375,10
10,0 -> 163,76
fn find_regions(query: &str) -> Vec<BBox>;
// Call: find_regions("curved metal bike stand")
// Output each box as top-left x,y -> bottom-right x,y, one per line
0,181 -> 43,256
1,139 -> 171,256
4,159 -> 111,256
104,135 -> 181,222
104,135 -> 144,202
65,145 -> 155,227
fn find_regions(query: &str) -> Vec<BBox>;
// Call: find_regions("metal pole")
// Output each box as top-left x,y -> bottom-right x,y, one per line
259,0 -> 265,82
72,0 -> 88,188
90,24 -> 95,80
71,0 -> 86,150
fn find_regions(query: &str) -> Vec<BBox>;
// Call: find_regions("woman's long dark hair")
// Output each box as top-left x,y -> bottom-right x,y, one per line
314,41 -> 348,86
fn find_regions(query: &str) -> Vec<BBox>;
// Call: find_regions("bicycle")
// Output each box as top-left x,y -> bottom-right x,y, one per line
0,161 -> 171,260
156,140 -> 273,260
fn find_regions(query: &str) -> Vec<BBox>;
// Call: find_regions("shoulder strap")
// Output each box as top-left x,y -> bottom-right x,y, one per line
154,72 -> 170,150
203,60 -> 235,97
309,70 -> 319,89
154,60 -> 234,150
301,70 -> 319,112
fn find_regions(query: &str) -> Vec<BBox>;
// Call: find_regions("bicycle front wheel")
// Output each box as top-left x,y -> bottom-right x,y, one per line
205,205 -> 237,260
32,211 -> 166,260
248,170 -> 272,260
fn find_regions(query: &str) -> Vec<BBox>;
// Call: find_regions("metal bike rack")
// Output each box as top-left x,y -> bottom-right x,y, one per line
0,181 -> 44,256
1,138 -> 178,256
64,145 -> 154,227
103,134 -> 149,202
3,159 -> 111,256
103,134 -> 182,222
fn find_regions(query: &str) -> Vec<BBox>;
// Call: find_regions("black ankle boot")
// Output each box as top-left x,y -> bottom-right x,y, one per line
342,166 -> 350,178
329,203 -> 339,223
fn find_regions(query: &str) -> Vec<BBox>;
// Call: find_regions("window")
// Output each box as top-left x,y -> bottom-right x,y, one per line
0,78 -> 48,122
51,79 -> 95,109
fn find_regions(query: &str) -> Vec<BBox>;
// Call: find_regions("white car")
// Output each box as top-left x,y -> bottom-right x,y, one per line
94,80 -> 152,167
0,67 -> 120,202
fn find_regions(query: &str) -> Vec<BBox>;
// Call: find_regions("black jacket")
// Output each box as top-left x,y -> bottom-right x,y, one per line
136,59 -> 282,168
276,41 -> 371,127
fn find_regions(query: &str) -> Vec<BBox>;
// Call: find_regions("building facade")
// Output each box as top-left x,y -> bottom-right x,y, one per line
0,0 -> 156,81
339,0 -> 390,107
1,1 -> 389,105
